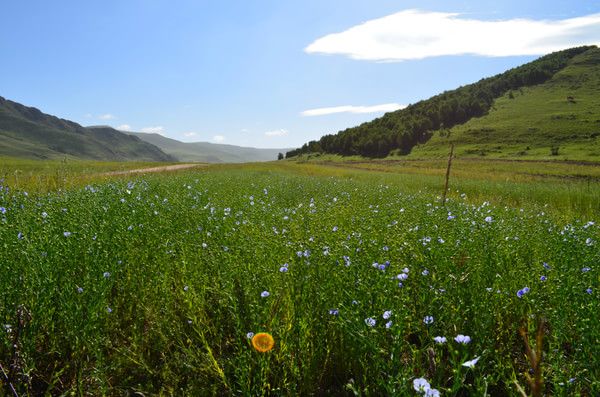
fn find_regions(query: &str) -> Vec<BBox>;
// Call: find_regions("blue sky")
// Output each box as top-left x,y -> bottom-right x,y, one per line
1,1 -> 599,148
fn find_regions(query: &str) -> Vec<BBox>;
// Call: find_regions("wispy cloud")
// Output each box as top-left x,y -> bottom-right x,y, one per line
212,135 -> 225,142
305,10 -> 600,61
183,132 -> 197,137
264,129 -> 289,137
116,124 -> 131,131
302,103 -> 405,116
99,113 -> 115,120
141,126 -> 166,135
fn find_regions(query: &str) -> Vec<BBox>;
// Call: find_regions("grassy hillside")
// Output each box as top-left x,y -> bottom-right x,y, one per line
128,131 -> 289,163
287,46 -> 598,160
412,48 -> 600,160
0,96 -> 174,162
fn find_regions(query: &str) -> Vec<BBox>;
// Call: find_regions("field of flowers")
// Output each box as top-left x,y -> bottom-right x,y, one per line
0,165 -> 598,395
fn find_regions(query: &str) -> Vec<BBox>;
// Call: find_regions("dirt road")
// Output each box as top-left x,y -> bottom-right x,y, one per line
102,163 -> 205,176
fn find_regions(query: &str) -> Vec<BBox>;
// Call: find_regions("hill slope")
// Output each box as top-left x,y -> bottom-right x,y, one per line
287,46 -> 598,159
412,47 -> 600,160
127,132 -> 289,163
0,96 -> 174,161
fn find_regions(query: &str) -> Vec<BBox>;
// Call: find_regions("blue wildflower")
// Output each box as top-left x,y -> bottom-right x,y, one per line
261,291 -> 270,298
517,287 -> 530,298
425,389 -> 440,397
455,334 -> 471,344
365,317 -> 376,327
329,309 -> 339,316
433,336 -> 447,344
413,378 -> 430,393
540,275 -> 547,282
423,316 -> 434,325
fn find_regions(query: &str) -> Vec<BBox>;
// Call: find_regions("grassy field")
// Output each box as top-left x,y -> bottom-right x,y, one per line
0,157 -> 182,193
0,158 -> 598,395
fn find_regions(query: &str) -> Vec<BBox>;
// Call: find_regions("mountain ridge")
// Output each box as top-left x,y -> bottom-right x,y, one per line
0,97 -> 289,163
0,96 -> 175,161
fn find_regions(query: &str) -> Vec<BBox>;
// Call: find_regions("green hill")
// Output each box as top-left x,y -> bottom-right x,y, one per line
412,48 -> 600,160
287,46 -> 600,160
0,96 -> 174,161
127,132 -> 290,163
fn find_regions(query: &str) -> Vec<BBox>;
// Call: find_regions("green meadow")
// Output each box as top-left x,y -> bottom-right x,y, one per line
0,159 -> 598,395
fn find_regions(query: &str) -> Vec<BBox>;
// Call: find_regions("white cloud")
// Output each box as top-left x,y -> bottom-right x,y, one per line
183,132 -> 198,137
99,113 -> 115,120
264,129 -> 289,137
141,126 -> 166,135
212,135 -> 225,142
116,124 -> 132,131
302,103 -> 405,116
305,10 -> 600,61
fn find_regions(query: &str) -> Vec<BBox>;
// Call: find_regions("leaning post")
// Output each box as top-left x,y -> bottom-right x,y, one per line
442,143 -> 454,206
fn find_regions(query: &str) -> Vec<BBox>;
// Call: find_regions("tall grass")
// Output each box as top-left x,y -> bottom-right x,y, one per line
0,165 -> 598,395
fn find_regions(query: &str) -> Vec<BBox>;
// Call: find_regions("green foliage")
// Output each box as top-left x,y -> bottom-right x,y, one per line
287,46 -> 597,159
0,163 -> 598,395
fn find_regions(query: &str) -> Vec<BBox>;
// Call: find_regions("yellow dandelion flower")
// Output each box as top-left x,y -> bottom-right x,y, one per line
252,332 -> 275,352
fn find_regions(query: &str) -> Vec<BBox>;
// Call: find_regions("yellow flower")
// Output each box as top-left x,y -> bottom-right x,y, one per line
252,332 -> 275,352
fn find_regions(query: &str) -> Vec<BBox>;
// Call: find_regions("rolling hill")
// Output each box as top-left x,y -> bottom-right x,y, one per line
126,132 -> 290,163
0,96 -> 174,161
412,47 -> 600,160
287,45 -> 600,161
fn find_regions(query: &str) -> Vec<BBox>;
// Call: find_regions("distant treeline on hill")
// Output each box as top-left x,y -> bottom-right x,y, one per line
286,46 -> 594,159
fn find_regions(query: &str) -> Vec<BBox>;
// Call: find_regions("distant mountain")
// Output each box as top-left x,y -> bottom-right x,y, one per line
288,46 -> 599,160
0,96 -> 174,161
126,132 -> 290,163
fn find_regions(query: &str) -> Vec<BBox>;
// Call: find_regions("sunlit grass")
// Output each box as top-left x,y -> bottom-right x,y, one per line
0,162 -> 597,395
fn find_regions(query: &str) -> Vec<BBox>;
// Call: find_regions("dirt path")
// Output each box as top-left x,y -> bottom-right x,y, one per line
102,163 -> 206,176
